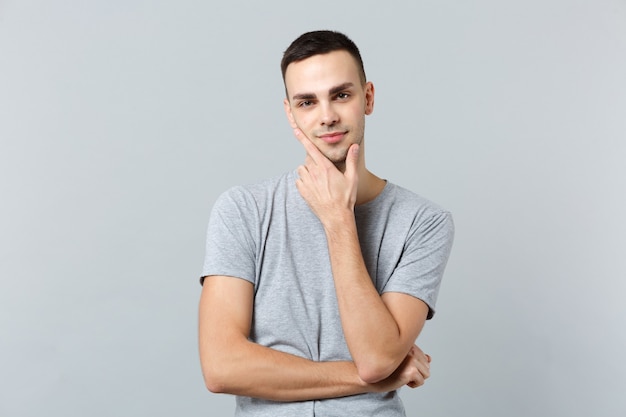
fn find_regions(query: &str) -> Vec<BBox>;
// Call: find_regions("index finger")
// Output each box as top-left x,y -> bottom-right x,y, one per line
293,128 -> 331,166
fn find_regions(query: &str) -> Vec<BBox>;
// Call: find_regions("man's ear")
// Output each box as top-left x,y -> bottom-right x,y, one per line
284,98 -> 298,129
364,81 -> 375,115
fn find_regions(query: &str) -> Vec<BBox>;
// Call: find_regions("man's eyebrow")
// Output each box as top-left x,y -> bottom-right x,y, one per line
291,83 -> 355,101
328,82 -> 354,95
292,92 -> 316,101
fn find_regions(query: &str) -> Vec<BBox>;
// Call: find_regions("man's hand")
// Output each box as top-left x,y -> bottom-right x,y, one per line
294,128 -> 359,226
371,345 -> 432,392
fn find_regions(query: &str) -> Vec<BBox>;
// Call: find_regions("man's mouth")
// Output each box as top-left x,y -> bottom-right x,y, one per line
318,132 -> 346,144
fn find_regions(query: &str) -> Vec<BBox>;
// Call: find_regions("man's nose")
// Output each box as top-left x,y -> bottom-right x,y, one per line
320,103 -> 339,126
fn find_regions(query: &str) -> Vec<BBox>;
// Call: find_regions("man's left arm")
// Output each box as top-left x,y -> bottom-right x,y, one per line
294,130 -> 438,384
321,211 -> 430,384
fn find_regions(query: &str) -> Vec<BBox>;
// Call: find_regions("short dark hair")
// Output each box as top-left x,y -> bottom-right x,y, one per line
280,30 -> 367,85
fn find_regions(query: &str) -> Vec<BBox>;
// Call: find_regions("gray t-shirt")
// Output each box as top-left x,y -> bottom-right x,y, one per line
202,170 -> 454,417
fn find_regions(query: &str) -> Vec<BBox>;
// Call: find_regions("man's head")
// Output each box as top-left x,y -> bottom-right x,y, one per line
281,30 -> 367,89
282,31 -> 374,171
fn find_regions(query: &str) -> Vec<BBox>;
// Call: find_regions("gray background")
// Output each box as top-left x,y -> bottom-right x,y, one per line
1,0 -> 625,416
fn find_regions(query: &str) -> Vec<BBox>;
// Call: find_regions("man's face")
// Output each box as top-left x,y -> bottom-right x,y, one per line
283,50 -> 374,168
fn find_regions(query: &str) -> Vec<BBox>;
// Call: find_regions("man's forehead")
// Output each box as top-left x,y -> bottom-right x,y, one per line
290,82 -> 356,100
284,50 -> 361,96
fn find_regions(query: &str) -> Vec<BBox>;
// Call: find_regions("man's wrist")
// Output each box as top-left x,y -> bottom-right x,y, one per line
321,208 -> 356,233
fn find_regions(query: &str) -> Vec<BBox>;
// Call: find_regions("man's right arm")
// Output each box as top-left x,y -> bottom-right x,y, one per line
198,275 -> 429,402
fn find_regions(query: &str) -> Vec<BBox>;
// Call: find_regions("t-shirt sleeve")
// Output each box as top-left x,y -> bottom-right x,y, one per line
382,210 -> 454,319
200,187 -> 258,285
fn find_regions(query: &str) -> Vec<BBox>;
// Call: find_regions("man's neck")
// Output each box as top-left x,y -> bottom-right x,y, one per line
355,169 -> 386,206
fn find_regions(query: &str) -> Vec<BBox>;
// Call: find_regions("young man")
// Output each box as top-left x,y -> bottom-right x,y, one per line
198,30 -> 454,416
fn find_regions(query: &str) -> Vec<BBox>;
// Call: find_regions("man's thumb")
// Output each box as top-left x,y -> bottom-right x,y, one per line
346,143 -> 359,177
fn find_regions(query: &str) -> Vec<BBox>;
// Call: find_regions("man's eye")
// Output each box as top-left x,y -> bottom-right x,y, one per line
298,101 -> 313,107
336,92 -> 350,100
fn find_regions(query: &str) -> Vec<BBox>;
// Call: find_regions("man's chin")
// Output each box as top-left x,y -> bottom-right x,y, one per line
324,150 -> 348,165
327,153 -> 348,172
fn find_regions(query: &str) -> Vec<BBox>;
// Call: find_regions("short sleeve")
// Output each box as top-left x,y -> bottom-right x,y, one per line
382,210 -> 454,319
200,187 -> 259,285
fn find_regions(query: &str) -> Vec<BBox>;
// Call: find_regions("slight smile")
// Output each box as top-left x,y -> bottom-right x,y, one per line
318,132 -> 347,144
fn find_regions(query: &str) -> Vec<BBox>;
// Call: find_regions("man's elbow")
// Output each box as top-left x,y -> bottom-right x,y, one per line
202,362 -> 234,394
204,375 -> 228,394
356,359 -> 398,384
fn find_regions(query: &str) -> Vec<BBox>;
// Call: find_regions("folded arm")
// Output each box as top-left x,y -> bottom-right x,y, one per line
198,275 -> 428,401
